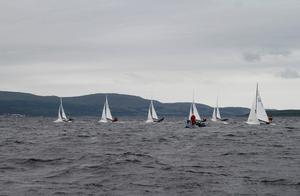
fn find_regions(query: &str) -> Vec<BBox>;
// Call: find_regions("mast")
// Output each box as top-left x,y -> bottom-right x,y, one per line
216,96 -> 221,119
192,90 -> 195,115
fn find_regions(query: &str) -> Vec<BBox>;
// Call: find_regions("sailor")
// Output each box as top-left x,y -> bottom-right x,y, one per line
191,114 -> 196,125
268,115 -> 273,122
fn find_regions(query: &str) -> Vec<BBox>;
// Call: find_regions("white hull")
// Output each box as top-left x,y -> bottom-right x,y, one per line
211,118 -> 217,122
99,119 -> 114,123
246,121 -> 260,125
54,119 -> 63,123
145,119 -> 153,123
211,119 -> 229,124
54,119 -> 72,123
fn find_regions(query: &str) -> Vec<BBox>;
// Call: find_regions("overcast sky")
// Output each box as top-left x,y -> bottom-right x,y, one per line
0,0 -> 299,109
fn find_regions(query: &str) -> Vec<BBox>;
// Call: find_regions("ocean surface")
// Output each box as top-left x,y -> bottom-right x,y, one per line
0,116 -> 299,196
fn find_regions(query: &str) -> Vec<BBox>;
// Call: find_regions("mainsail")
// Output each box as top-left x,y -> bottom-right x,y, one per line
212,107 -> 217,121
99,96 -> 113,123
57,105 -> 62,122
60,98 -> 67,120
247,97 -> 260,124
100,103 -> 107,123
54,98 -> 69,122
256,92 -> 269,122
146,100 -> 159,123
188,101 -> 201,121
211,97 -> 222,121
247,84 -> 269,124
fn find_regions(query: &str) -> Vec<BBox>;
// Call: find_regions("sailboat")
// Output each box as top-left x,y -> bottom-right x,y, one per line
54,98 -> 72,123
188,101 -> 201,121
246,83 -> 271,125
99,96 -> 118,123
145,100 -> 164,123
211,97 -> 228,123
185,98 -> 206,128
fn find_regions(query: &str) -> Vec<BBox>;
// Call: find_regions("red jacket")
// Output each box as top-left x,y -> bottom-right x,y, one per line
191,114 -> 196,125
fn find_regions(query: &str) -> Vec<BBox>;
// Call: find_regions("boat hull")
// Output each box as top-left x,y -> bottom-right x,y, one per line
246,121 -> 260,125
154,117 -> 164,123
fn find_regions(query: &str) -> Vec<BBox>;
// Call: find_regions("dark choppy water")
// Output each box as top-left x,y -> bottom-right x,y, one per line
0,116 -> 299,196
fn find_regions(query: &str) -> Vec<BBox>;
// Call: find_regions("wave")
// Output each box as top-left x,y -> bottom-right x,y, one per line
10,157 -> 65,166
24,158 -> 63,163
221,151 -> 258,156
260,178 -> 300,186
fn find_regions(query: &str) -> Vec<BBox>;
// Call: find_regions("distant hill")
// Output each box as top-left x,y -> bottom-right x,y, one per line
0,91 -> 298,117
267,109 -> 300,117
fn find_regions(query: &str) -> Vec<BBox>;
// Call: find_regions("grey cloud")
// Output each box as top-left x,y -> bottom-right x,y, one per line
243,52 -> 261,62
278,68 -> 300,79
268,49 -> 291,56
242,48 -> 292,62
1,0 -> 300,68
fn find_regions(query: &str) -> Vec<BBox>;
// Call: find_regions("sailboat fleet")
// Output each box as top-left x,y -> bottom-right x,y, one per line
53,83 -> 273,126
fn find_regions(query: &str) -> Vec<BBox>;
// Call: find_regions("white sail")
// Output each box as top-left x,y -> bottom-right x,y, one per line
216,97 -> 222,119
54,97 -> 70,123
188,103 -> 193,120
58,106 -> 62,120
60,98 -> 67,120
151,100 -> 158,120
211,96 -> 227,123
146,104 -> 154,123
256,90 -> 269,123
146,100 -> 159,123
247,84 -> 268,125
193,103 -> 201,120
189,102 -> 201,120
99,96 -> 114,123
54,105 -> 63,122
211,97 -> 221,121
211,108 -> 217,121
99,103 -> 107,122
247,96 -> 260,124
105,97 -> 113,120
216,107 -> 221,119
